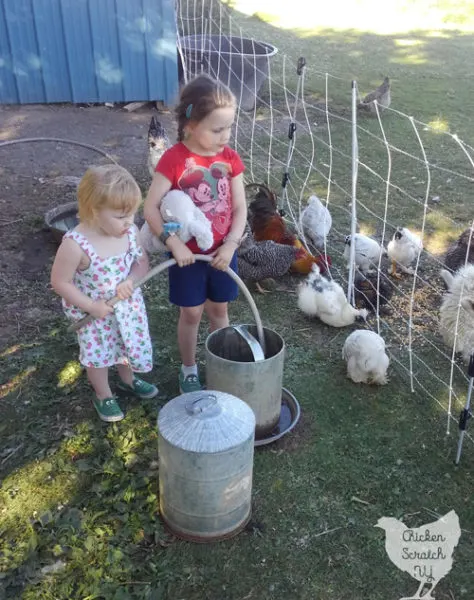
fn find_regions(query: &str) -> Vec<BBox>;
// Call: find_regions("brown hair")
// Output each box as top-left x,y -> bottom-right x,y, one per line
77,165 -> 141,224
175,74 -> 236,141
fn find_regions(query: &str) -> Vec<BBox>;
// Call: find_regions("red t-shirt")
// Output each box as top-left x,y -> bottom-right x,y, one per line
156,143 -> 245,254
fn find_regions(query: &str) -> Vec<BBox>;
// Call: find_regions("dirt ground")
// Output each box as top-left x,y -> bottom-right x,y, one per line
0,103 -> 176,350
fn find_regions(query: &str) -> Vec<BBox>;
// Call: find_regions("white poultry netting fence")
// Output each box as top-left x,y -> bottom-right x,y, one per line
176,0 -> 474,450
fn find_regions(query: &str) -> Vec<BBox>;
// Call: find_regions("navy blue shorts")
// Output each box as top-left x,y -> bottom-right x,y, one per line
168,252 -> 239,307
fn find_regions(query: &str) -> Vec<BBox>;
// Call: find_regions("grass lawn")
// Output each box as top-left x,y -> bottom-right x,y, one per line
1,1 -> 474,599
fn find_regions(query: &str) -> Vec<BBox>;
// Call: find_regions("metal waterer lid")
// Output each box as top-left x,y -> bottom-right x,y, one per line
158,391 -> 256,453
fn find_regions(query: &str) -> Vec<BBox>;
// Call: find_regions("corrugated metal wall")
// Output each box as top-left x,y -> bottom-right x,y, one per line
0,0 -> 178,105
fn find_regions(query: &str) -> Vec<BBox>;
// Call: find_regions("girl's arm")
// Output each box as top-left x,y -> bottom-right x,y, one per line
50,238 -> 113,318
143,172 -> 172,237
143,172 -> 195,267
128,246 -> 149,283
211,173 -> 248,270
116,226 -> 150,300
227,173 -> 248,241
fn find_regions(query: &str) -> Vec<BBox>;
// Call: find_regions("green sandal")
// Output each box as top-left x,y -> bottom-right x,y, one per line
116,377 -> 158,399
92,396 -> 124,423
178,372 -> 203,394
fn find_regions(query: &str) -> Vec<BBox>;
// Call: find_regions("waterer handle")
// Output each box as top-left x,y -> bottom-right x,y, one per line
67,255 -> 266,352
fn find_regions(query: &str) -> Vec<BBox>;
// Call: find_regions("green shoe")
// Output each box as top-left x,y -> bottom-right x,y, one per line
116,377 -> 158,399
179,372 -> 203,394
93,396 -> 124,423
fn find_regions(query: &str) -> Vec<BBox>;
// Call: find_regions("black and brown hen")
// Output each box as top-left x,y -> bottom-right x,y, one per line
358,77 -> 391,115
443,228 -> 474,273
353,271 -> 394,312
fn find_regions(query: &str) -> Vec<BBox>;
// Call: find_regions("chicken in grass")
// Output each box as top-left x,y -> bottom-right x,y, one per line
297,265 -> 368,327
387,226 -> 423,278
247,183 -> 297,245
342,329 -> 389,385
443,227 -> 474,273
439,265 -> 474,363
147,117 -> 170,177
237,224 -> 303,293
300,194 -> 332,250
343,233 -> 384,274
353,270 -> 394,312
358,77 -> 391,115
246,183 -> 331,275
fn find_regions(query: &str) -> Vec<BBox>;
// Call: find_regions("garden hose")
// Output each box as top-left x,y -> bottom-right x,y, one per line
68,255 -> 266,352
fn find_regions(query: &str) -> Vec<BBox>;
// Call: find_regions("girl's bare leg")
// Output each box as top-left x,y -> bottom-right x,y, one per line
178,304 -> 205,366
86,367 -> 112,399
205,300 -> 229,332
117,363 -> 134,386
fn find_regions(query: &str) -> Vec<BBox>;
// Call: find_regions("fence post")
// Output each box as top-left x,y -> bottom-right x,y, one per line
347,80 -> 359,303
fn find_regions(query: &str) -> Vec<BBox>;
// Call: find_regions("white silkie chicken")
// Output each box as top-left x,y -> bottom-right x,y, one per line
387,227 -> 423,278
297,265 -> 368,327
342,329 -> 390,385
300,195 -> 332,249
344,234 -> 384,274
439,265 -> 474,363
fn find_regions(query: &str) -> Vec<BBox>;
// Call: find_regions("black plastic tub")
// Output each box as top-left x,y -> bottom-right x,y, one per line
179,35 -> 278,111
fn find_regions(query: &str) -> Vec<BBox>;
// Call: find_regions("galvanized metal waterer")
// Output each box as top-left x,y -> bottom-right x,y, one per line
158,391 -> 256,542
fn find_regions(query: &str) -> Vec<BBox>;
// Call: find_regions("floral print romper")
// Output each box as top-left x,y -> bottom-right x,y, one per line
63,228 -> 153,372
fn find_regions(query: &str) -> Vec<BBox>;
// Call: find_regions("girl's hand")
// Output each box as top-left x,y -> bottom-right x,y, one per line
167,236 -> 195,267
211,242 -> 237,271
116,278 -> 134,300
89,299 -> 114,319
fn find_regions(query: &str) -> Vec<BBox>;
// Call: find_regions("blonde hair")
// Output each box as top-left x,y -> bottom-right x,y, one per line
77,165 -> 141,224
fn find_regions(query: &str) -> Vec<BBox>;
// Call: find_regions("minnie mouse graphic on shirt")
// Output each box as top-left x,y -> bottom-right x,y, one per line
155,143 -> 245,252
179,160 -> 232,236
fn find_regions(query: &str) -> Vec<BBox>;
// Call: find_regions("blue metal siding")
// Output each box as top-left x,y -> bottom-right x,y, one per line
33,0 -> 72,103
0,0 -> 178,105
149,0 -> 178,104
3,0 -> 46,104
0,2 -> 18,103
62,0 -> 98,102
116,0 -> 149,100
89,0 -> 123,102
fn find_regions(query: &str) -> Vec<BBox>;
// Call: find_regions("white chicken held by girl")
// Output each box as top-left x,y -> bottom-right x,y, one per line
344,234 -> 384,274
387,227 -> 423,278
300,195 -> 332,249
297,265 -> 368,327
342,329 -> 389,385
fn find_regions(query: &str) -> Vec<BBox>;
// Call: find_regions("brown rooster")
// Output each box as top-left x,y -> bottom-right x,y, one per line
246,183 -> 331,275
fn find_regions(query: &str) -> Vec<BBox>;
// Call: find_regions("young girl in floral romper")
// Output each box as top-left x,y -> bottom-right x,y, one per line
51,165 -> 158,422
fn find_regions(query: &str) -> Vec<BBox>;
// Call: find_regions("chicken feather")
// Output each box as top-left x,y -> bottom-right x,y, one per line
358,76 -> 391,114
247,183 -> 332,275
344,234 -> 384,274
443,227 -> 474,273
147,117 -> 170,177
300,195 -> 332,249
342,329 -> 389,384
387,227 -> 423,277
297,265 -> 368,327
